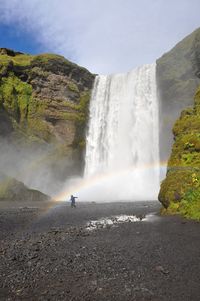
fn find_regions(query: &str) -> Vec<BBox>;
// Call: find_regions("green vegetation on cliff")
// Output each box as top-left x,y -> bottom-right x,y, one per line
0,49 -> 94,144
0,73 -> 32,124
0,48 -> 95,195
159,86 -> 200,221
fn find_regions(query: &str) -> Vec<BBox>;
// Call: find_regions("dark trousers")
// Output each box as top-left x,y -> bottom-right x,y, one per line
71,202 -> 76,208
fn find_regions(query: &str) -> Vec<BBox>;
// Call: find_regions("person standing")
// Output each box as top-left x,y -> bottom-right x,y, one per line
70,195 -> 78,208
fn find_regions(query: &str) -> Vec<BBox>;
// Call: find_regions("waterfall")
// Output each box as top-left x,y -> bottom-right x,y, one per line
84,63 -> 159,201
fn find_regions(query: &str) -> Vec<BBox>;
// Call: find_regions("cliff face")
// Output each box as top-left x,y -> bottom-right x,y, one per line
157,28 -> 200,161
159,86 -> 200,220
0,48 -> 95,195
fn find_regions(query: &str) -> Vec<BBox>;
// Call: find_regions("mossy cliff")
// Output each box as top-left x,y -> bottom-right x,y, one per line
0,48 -> 95,195
159,86 -> 200,220
157,28 -> 200,161
0,174 -> 50,202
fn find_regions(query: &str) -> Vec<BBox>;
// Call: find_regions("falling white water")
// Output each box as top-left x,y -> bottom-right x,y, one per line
82,64 -> 159,202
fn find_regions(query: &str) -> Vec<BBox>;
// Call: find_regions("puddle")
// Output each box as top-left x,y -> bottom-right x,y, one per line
86,213 -> 159,231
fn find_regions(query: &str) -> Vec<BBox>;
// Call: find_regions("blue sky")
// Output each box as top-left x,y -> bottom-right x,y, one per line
0,0 -> 199,74
0,23 -> 42,54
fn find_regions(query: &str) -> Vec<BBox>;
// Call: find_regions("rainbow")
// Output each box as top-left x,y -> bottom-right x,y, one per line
21,161 -> 168,223
54,161 -> 168,202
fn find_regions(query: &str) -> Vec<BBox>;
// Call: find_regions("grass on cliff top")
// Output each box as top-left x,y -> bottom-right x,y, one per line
31,53 -> 69,63
0,54 -> 33,66
30,53 -> 90,74
0,52 -> 76,68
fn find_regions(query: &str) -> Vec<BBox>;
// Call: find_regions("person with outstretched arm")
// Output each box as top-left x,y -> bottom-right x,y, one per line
70,195 -> 78,208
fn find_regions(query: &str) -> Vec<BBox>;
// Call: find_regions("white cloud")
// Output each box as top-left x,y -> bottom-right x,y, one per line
0,0 -> 200,74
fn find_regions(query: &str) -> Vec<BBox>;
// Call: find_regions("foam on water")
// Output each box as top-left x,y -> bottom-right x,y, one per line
86,213 -> 159,231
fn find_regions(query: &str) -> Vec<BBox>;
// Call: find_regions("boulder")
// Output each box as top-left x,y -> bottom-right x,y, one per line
0,175 -> 51,202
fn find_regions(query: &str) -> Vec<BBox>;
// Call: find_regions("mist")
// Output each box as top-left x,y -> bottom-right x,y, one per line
0,137 -> 68,197
57,165 -> 161,203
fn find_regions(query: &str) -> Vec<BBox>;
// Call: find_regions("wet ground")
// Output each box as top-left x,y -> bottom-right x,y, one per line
0,201 -> 200,300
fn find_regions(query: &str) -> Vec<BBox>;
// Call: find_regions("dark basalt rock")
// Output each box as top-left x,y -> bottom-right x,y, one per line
157,27 -> 200,161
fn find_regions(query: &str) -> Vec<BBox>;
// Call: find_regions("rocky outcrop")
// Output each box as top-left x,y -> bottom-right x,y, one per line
0,48 -> 95,195
159,86 -> 200,220
0,175 -> 50,202
157,28 -> 200,161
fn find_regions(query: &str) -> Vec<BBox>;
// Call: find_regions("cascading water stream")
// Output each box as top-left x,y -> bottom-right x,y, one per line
83,63 -> 159,201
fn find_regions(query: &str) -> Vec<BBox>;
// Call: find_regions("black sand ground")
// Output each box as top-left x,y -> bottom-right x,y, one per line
0,201 -> 200,301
